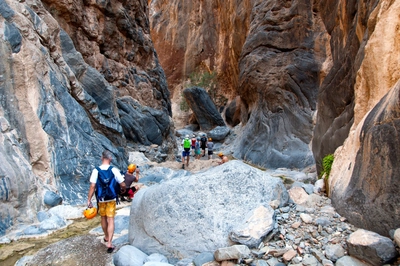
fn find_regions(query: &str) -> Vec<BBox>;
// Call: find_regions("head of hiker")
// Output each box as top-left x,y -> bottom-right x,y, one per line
86,149 -> 126,253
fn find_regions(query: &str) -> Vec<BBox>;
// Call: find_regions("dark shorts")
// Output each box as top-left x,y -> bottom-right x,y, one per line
182,148 -> 190,157
201,145 -> 206,150
208,150 -> 213,155
191,146 -> 195,150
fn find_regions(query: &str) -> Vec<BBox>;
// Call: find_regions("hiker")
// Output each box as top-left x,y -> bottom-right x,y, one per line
218,152 -> 229,165
195,137 -> 201,159
181,135 -> 191,169
120,164 -> 140,202
207,137 -> 214,160
87,150 -> 126,253
200,134 -> 207,157
191,134 -> 197,157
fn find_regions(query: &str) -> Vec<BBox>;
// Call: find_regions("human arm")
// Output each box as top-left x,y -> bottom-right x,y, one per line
135,167 -> 140,182
87,183 -> 96,207
112,168 -> 126,193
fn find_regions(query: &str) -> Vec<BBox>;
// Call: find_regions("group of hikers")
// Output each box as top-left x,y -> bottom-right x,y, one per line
181,134 -> 229,169
86,145 -> 229,253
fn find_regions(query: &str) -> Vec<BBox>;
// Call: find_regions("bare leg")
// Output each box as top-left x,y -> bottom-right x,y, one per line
107,217 -> 115,248
186,155 -> 190,167
101,216 -> 108,241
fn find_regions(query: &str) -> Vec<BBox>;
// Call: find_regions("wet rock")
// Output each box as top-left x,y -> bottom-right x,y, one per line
129,161 -> 288,258
208,126 -> 230,141
230,206 -> 275,248
347,229 -> 397,265
214,245 -> 251,261
113,246 -> 148,266
324,244 -> 345,262
43,191 -> 63,207
183,87 -> 225,131
193,252 -> 215,266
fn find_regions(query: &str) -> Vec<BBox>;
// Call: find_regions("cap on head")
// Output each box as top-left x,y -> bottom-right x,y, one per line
193,134 -> 196,138
102,150 -> 113,161
203,134 -> 206,136
127,164 -> 136,173
218,152 -> 224,157
197,137 -> 200,140
208,137 -> 212,141
185,134 -> 189,138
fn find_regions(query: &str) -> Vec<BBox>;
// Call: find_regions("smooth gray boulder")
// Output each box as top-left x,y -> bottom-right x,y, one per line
43,191 -> 63,207
139,167 -> 191,185
335,256 -> 371,266
143,263 -> 173,266
347,229 -> 397,265
144,253 -> 169,263
193,252 -> 215,266
230,205 -> 275,248
208,126 -> 230,141
324,244 -> 345,262
113,245 -> 148,266
129,161 -> 288,258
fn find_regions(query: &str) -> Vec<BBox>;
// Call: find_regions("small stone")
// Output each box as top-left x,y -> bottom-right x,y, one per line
280,206 -> 290,213
302,254 -> 319,266
394,228 -> 400,247
295,205 -> 306,212
253,260 -> 268,266
265,257 -> 279,266
259,246 -> 269,254
321,258 -> 334,266
292,256 -> 302,264
193,252 -> 215,266
282,249 -> 297,262
310,248 -> 326,262
291,222 -> 301,229
300,213 -> 313,224
214,245 -> 251,261
325,244 -> 345,262
315,217 -> 331,227
221,261 -> 236,266
269,200 -> 280,210
339,217 -> 346,222
282,213 -> 289,219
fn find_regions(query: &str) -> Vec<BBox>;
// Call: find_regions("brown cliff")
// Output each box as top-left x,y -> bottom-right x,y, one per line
149,0 -> 252,99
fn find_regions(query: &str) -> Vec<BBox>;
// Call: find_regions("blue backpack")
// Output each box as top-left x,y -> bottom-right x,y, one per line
95,166 -> 120,204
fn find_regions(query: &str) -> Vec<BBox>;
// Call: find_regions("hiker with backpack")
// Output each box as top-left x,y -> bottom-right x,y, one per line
87,150 -> 126,253
191,134 -> 197,157
200,134 -> 207,157
181,135 -> 191,169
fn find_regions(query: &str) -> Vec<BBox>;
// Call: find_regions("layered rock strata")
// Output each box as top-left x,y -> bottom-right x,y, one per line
0,0 -> 172,235
234,0 -> 330,169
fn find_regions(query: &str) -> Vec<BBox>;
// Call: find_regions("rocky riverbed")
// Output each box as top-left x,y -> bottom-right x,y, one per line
2,155 -> 400,266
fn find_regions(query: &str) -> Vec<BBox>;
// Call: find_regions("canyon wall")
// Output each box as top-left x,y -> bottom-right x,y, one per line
0,0 -> 172,235
322,0 -> 400,236
149,0 -> 252,100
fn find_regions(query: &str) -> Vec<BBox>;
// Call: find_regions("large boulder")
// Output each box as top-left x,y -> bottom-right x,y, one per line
347,229 -> 398,266
208,126 -> 230,142
129,161 -> 288,258
183,87 -> 225,131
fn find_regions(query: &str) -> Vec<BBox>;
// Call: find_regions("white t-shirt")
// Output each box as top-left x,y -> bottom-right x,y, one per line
90,164 -> 125,184
90,164 -> 125,202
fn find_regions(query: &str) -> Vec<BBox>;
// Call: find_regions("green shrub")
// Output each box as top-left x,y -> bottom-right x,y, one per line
320,154 -> 334,179
179,94 -> 190,112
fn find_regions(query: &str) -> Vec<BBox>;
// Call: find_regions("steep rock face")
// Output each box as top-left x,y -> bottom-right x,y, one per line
0,0 -> 172,235
234,0 -> 330,169
42,0 -> 172,116
149,0 -> 252,97
312,0 -> 379,168
327,0 -> 400,236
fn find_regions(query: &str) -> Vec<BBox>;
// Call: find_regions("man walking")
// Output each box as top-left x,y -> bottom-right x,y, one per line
87,150 -> 126,253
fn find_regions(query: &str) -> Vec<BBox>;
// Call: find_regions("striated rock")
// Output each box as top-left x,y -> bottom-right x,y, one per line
347,229 -> 397,266
230,205 -> 275,248
129,161 -> 288,258
113,245 -> 148,266
183,87 -> 225,130
214,245 -> 251,262
234,0 -> 329,169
